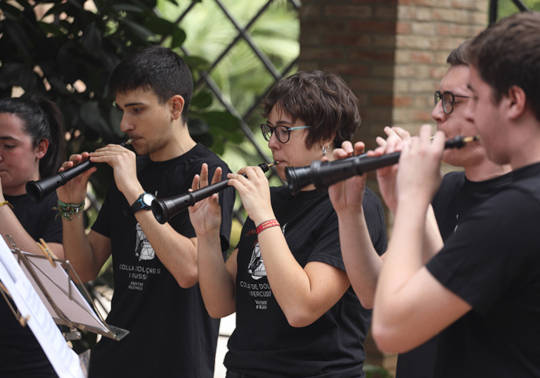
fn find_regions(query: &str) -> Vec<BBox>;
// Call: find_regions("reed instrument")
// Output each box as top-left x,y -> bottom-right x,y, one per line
285,135 -> 478,194
152,162 -> 275,224
26,139 -> 132,201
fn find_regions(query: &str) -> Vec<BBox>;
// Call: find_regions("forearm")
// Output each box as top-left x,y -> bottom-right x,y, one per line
0,205 -> 63,257
135,211 -> 198,288
258,227 -> 333,327
374,198 -> 427,328
62,216 -> 100,282
337,209 -> 382,309
197,232 -> 236,318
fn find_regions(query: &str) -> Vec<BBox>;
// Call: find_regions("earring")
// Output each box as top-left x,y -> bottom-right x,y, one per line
322,145 -> 328,156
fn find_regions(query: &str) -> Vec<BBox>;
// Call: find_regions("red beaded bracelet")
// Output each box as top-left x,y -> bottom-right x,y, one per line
256,219 -> 280,234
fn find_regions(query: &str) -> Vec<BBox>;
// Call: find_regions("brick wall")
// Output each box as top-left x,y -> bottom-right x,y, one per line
299,0 -> 487,148
300,0 -> 398,150
299,1 -> 488,375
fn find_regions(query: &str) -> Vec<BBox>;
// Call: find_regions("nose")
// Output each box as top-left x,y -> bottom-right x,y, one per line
267,130 -> 280,151
119,113 -> 134,133
431,101 -> 446,124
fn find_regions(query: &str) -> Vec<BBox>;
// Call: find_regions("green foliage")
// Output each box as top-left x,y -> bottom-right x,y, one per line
0,0 -> 241,196
157,0 -> 299,166
498,0 -> 540,19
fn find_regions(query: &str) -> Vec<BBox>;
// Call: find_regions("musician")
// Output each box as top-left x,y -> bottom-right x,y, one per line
57,46 -> 235,377
328,40 -> 514,378
0,96 -> 65,376
395,40 -> 511,378
189,70 -> 387,377
372,12 -> 540,377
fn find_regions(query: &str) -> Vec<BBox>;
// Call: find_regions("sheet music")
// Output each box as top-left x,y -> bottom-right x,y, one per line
0,236 -> 84,378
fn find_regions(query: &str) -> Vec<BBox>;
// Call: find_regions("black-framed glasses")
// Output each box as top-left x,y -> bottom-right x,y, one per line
434,90 -> 472,115
260,123 -> 311,143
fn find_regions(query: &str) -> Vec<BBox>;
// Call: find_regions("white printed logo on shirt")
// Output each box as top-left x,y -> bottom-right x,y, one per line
247,223 -> 286,280
135,223 -> 155,261
247,243 -> 266,280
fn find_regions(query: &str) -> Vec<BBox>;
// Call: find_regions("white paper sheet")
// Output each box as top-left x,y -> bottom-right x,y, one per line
0,236 -> 84,378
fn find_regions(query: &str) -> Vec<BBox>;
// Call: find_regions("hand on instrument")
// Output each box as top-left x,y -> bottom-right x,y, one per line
56,152 -> 96,203
227,166 -> 274,225
396,124 -> 444,206
328,141 -> 367,215
89,144 -> 141,202
188,163 -> 223,237
371,126 -> 410,213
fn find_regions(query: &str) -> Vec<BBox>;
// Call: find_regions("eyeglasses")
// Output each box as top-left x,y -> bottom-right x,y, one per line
260,123 -> 311,143
434,90 -> 472,115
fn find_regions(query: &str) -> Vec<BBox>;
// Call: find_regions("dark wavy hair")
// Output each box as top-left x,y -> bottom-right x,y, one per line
0,96 -> 65,178
467,11 -> 540,121
263,70 -> 361,149
447,39 -> 470,67
109,45 -> 193,122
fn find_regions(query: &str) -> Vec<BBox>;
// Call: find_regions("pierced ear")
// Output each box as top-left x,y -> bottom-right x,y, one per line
506,85 -> 527,120
169,95 -> 185,121
35,139 -> 49,159
322,145 -> 328,156
323,135 -> 335,150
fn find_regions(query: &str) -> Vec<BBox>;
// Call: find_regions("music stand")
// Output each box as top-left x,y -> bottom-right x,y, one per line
8,238 -> 129,341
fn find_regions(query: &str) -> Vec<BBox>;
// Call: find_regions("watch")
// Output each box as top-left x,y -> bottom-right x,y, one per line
130,192 -> 155,214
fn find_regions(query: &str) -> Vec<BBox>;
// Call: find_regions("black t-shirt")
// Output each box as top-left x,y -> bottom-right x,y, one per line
225,186 -> 387,378
0,191 -> 61,376
396,171 -> 511,378
425,162 -> 540,378
89,144 -> 235,378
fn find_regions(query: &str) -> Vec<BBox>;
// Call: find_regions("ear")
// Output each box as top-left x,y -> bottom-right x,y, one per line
169,95 -> 185,122
35,139 -> 49,160
323,133 -> 336,150
505,85 -> 527,120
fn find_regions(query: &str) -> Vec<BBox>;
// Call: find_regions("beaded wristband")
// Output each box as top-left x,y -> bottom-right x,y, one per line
56,199 -> 85,221
256,219 -> 280,234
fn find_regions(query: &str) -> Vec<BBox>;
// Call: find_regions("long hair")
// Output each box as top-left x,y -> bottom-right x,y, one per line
0,96 -> 66,178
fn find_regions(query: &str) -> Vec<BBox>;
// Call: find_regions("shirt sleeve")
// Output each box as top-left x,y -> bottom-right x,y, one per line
183,159 -> 235,254
363,188 -> 388,256
91,187 -> 116,238
426,188 -> 540,314
307,209 -> 344,271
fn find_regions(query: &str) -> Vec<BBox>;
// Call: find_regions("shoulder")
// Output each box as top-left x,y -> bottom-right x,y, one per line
438,170 -> 465,194
442,170 -> 465,183
437,184 -> 540,258
136,155 -> 152,172
432,170 -> 465,209
186,144 -> 232,173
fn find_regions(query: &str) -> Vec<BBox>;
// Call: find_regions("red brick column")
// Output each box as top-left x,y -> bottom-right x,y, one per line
299,1 -> 488,375
300,0 -> 487,148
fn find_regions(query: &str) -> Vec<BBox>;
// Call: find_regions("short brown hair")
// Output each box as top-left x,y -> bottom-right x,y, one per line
467,11 -> 540,121
447,39 -> 471,67
263,71 -> 361,149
